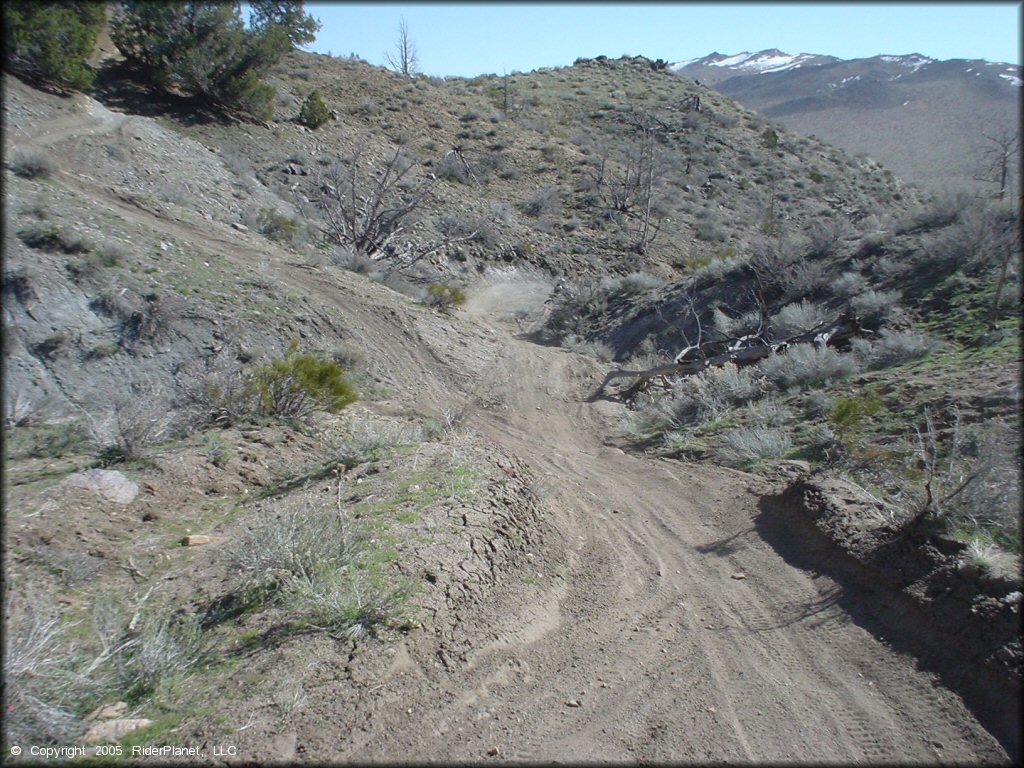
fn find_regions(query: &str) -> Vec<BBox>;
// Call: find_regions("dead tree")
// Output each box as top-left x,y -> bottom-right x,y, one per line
442,145 -> 479,184
317,144 -> 433,258
591,310 -> 863,401
580,110 -> 669,254
973,128 -> 1020,201
384,17 -> 418,77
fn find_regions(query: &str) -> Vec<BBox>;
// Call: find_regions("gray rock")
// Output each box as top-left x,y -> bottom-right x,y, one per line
63,469 -> 139,505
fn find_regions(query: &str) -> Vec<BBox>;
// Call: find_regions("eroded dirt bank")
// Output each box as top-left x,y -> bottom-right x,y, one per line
4,80 -> 1017,763
224,296 -> 1011,763
760,475 -> 1021,758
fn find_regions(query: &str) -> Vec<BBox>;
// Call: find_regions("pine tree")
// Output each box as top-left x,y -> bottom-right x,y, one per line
4,1 -> 106,90
298,89 -> 330,129
110,1 -> 318,121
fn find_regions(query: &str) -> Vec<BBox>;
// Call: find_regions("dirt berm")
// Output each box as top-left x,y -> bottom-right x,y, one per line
759,471 -> 1022,759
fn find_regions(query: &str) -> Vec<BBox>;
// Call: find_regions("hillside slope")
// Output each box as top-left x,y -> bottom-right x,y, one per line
2,45 -> 1020,762
674,51 -> 1022,191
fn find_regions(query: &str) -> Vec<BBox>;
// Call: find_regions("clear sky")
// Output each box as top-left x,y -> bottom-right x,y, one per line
298,2 -> 1021,77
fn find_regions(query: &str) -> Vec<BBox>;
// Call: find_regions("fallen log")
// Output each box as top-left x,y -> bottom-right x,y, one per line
590,310 -> 863,401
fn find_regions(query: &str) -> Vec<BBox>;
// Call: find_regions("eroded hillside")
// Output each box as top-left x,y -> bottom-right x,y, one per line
2,43 -> 1021,763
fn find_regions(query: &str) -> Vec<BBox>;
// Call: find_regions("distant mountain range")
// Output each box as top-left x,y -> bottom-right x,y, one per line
672,50 -> 1022,192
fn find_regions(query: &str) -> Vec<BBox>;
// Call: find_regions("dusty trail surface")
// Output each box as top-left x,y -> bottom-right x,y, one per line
307,298 -> 1004,764
6,87 -> 1009,763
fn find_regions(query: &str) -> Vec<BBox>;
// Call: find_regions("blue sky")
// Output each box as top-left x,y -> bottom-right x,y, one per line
299,2 -> 1022,77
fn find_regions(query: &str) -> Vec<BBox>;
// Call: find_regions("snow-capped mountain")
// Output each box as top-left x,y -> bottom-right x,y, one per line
671,49 -> 840,81
672,50 -> 1021,191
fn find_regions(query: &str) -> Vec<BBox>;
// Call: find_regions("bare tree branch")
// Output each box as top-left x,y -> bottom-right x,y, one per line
590,310 -> 864,401
316,143 -> 433,258
973,128 -> 1020,201
384,17 -> 418,77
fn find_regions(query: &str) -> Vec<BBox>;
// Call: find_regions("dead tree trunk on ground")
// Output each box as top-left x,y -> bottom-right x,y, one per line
590,310 -> 863,401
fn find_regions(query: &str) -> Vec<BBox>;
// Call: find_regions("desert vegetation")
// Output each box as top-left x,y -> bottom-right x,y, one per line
2,12 -> 1019,761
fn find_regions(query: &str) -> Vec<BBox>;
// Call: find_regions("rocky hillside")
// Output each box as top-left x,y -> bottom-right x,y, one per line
3,39 -> 1021,762
673,50 -> 1022,191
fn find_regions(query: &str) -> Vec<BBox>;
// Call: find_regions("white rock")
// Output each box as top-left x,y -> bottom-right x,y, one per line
63,469 -> 139,504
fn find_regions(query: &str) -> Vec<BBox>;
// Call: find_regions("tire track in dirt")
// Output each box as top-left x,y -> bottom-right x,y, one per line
450,332 -> 1006,763
14,101 -> 1010,762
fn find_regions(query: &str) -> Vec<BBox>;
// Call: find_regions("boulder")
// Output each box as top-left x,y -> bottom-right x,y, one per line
62,469 -> 139,505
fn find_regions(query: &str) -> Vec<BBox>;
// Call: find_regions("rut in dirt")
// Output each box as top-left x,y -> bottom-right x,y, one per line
8,95 -> 1012,760
299,301 -> 1010,763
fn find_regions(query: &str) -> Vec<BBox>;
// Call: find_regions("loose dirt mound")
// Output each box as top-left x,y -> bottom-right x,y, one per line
759,473 -> 1022,757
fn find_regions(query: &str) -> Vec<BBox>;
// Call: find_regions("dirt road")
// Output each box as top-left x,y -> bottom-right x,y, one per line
295,301 -> 1005,763
6,85 -> 1010,762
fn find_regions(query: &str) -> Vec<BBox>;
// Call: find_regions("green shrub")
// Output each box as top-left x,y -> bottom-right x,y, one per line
298,89 -> 331,129
5,420 -> 89,459
519,187 -> 562,217
110,1 -> 317,120
665,362 -> 763,428
86,388 -> 178,465
424,283 -> 466,312
4,1 -> 104,90
18,223 -> 91,254
228,490 -> 413,638
114,613 -> 209,702
202,432 -> 236,467
716,426 -> 792,467
851,329 -> 935,369
758,346 -> 859,389
772,299 -> 827,339
3,604 -> 88,745
829,392 -> 882,453
256,207 -> 299,244
851,289 -> 901,322
248,341 -> 357,421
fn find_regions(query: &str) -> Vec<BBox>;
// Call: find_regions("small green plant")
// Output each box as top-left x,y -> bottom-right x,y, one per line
829,392 -> 882,455
256,207 -> 299,244
247,340 -> 357,422
18,223 -> 91,253
4,420 -> 89,459
32,330 -> 72,360
227,491 -> 412,638
685,252 -> 714,271
716,426 -> 792,468
115,613 -> 210,704
87,342 -> 120,360
297,89 -> 331,129
3,603 -> 88,745
424,283 -> 466,312
202,432 -> 235,468
328,415 -> 420,468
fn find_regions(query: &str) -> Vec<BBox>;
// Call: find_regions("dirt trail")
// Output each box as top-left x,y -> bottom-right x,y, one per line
8,92 -> 1010,762
316,311 -> 1004,763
